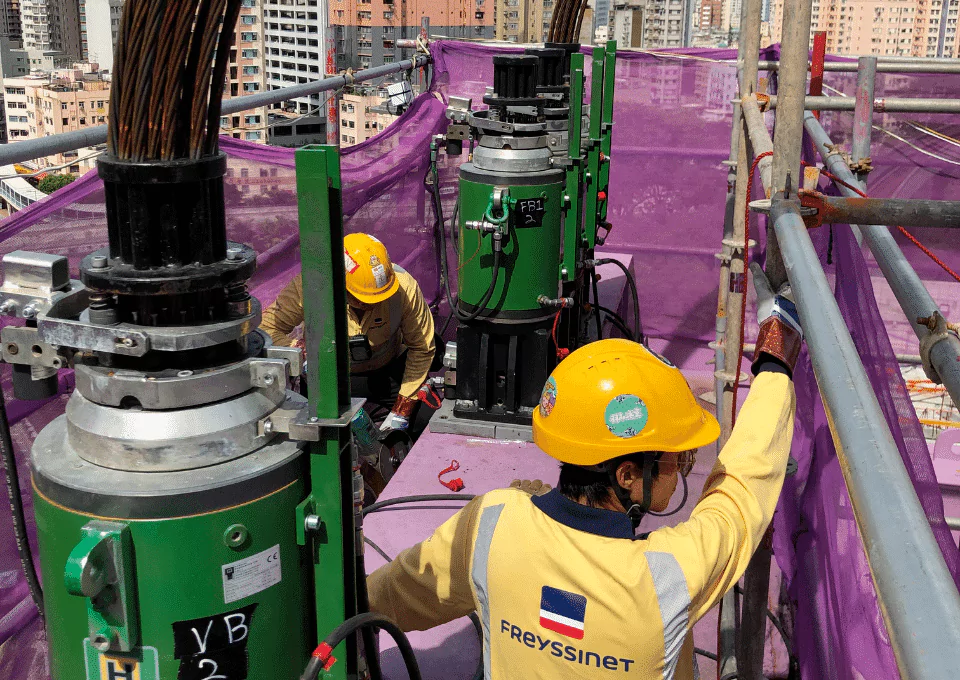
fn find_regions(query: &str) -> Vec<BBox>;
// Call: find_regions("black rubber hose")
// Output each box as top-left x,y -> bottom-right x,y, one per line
364,536 -> 392,563
362,493 -> 476,517
597,305 -> 634,342
694,647 -> 717,661
430,156 -> 503,324
590,272 -> 603,341
301,613 -> 422,680
593,258 -> 645,345
0,381 -> 43,619
355,543 -> 384,680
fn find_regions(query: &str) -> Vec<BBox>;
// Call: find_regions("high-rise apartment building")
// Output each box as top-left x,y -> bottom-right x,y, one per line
262,0 -> 328,144
770,0 -> 960,57
621,0 -> 690,47
495,0 -> 553,42
3,64 -> 109,171
1,1 -> 22,40
331,1 -> 492,72
78,0 -> 122,71
220,0 -> 270,144
20,0 -> 82,57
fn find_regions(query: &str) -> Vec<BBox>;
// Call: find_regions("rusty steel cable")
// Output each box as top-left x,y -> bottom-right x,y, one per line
572,0 -> 589,42
547,0 -> 568,42
159,1 -> 199,160
188,0 -> 228,158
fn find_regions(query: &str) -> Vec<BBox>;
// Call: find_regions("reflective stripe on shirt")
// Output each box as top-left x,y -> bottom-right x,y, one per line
472,503 -> 505,680
646,551 -> 691,680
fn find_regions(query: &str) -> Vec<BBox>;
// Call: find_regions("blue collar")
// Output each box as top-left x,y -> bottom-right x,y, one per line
531,489 -> 636,540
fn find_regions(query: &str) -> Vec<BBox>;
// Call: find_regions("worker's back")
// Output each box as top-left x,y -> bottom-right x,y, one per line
368,371 -> 795,680
473,487 -> 700,679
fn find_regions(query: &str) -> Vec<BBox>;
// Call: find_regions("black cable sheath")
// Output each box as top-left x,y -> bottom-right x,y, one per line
694,647 -> 718,661
362,493 -> 476,517
431,156 -> 502,324
594,258 -> 645,344
355,540 -> 383,680
0,380 -> 43,618
596,305 -> 634,342
301,613 -> 422,680
364,536 -> 392,563
590,272 -> 603,342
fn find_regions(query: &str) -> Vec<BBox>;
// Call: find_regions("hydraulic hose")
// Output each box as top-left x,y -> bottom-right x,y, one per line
590,272 -> 603,342
362,493 -> 476,517
300,613 -> 422,680
591,258 -> 645,345
597,305 -> 634,342
0,381 -> 44,619
430,151 -> 503,325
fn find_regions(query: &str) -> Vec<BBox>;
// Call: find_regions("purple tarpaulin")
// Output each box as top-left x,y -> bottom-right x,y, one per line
0,40 -> 958,679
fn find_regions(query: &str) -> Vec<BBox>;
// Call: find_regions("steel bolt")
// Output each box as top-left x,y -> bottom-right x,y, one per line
227,247 -> 243,261
91,255 -> 108,269
92,630 -> 114,652
5,343 -> 17,355
309,416 -> 319,423
118,337 -> 135,348
21,303 -> 38,320
304,515 -> 322,532
263,419 -> 274,435
0,300 -> 16,316
263,374 -> 275,386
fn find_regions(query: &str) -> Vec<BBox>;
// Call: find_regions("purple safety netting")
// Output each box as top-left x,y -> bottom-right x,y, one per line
0,40 -> 957,679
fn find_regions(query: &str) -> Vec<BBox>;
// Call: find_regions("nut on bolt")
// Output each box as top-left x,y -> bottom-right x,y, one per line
20,303 -> 38,320
91,255 -> 108,269
304,514 -> 322,532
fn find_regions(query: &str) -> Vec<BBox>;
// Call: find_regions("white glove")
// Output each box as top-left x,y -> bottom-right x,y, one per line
380,412 -> 409,431
751,262 -> 802,338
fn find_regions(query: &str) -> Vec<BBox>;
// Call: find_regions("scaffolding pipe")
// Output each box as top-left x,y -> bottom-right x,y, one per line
799,194 -> 960,229
739,95 -> 774,193
771,196 -> 960,679
763,95 -> 960,113
0,55 -> 431,168
852,56 -> 877,184
756,59 -> 960,74
804,111 -> 960,411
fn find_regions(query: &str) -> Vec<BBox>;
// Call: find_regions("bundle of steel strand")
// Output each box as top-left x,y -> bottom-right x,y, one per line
547,0 -> 588,43
108,0 -> 242,162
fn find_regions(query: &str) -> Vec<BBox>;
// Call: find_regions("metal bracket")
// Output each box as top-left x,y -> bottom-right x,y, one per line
266,345 -> 303,377
283,397 -> 366,442
917,312 -> 960,385
64,521 -> 139,653
1,325 -> 67,368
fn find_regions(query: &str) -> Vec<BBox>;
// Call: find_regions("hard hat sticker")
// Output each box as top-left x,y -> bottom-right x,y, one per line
539,376 -> 558,418
344,250 -> 359,274
371,264 -> 388,288
605,395 -> 649,438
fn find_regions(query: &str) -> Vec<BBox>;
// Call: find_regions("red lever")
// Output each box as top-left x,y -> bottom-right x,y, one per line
439,460 -> 465,492
598,191 -> 607,201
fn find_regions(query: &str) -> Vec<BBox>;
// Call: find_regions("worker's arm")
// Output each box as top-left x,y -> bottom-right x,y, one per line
655,263 -> 802,624
667,368 -> 795,624
367,498 -> 482,631
396,276 -> 436,398
259,274 -> 304,347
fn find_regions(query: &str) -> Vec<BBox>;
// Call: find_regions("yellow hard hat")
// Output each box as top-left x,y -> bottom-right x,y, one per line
533,339 -> 719,466
343,233 -> 400,304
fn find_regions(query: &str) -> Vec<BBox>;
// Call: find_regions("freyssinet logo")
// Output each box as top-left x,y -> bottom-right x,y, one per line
539,586 -> 587,640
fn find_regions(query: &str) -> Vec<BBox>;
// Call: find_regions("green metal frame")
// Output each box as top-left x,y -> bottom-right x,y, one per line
598,40 -> 617,224
583,46 -> 605,251
561,52 -> 586,282
295,145 -> 357,680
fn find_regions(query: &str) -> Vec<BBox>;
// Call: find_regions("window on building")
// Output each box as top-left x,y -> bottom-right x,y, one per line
245,131 -> 261,141
243,82 -> 260,92
241,48 -> 258,58
61,102 -> 67,110
241,15 -> 256,24
241,31 -> 257,41
245,114 -> 262,124
243,65 -> 259,75
62,117 -> 68,125
79,118 -> 86,124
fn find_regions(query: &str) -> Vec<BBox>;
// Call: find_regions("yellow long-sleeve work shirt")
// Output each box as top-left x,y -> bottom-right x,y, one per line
260,265 -> 435,398
368,371 -> 796,679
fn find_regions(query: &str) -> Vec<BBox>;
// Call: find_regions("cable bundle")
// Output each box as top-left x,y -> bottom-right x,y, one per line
547,0 -> 589,43
109,0 -> 242,162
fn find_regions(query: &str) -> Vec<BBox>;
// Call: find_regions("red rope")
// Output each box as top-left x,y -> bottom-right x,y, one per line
803,161 -> 960,285
551,300 -> 570,360
732,150 -> 773,427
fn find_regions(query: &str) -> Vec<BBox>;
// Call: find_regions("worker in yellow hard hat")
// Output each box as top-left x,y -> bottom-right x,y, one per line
261,232 -> 438,433
367,264 -> 800,680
